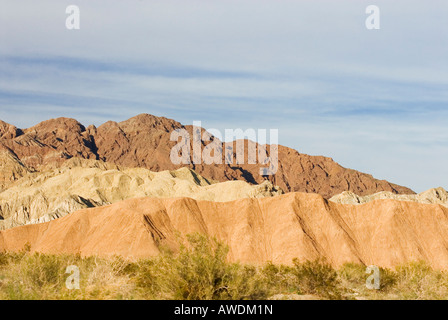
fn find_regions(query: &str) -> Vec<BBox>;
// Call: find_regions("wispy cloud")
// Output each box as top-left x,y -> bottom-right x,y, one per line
0,0 -> 447,192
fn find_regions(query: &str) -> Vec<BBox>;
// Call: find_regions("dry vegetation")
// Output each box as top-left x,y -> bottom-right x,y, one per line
0,234 -> 447,300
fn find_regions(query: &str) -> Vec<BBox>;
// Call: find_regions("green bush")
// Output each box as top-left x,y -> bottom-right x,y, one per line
260,262 -> 295,295
292,258 -> 346,299
394,261 -> 448,300
141,233 -> 269,300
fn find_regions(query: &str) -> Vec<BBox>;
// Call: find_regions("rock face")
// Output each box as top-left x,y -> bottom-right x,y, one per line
330,187 -> 448,207
0,114 -> 414,198
1,193 -> 448,269
0,148 -> 30,191
0,158 -> 282,230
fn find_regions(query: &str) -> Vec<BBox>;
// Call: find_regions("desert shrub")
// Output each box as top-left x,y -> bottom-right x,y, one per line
339,263 -> 396,293
339,263 -> 366,282
376,267 -> 396,292
174,233 -> 230,300
223,264 -> 270,300
0,253 -> 67,299
337,263 -> 397,300
130,259 -> 161,299
167,234 -> 266,300
141,233 -> 269,300
2,238 -> 448,300
292,258 -> 346,299
0,253 -> 136,300
394,261 -> 448,300
80,256 -> 136,300
260,262 -> 296,295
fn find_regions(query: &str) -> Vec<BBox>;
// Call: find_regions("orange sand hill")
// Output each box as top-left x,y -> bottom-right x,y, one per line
0,115 -> 413,198
1,193 -> 447,269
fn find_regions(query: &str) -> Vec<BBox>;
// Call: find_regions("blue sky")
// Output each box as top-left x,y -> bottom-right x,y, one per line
0,0 -> 447,192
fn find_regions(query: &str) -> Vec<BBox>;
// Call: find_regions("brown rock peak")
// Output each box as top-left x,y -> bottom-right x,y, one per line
118,113 -> 183,132
25,117 -> 86,134
0,120 -> 21,139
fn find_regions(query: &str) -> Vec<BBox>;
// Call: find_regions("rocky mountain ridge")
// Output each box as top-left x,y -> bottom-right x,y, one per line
0,114 -> 414,198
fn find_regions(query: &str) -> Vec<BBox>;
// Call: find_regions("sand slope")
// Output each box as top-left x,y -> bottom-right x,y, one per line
0,158 -> 282,229
1,193 -> 448,269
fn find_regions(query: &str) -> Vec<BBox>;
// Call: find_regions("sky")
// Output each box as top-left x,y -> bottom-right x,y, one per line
0,0 -> 447,193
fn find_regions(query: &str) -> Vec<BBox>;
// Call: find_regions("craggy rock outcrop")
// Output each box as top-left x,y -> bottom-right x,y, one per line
0,148 -> 31,191
0,114 -> 414,198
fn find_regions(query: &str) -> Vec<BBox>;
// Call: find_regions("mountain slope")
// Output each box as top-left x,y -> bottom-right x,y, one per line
0,158 -> 282,229
1,192 -> 447,269
0,148 -> 31,191
0,114 -> 414,198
